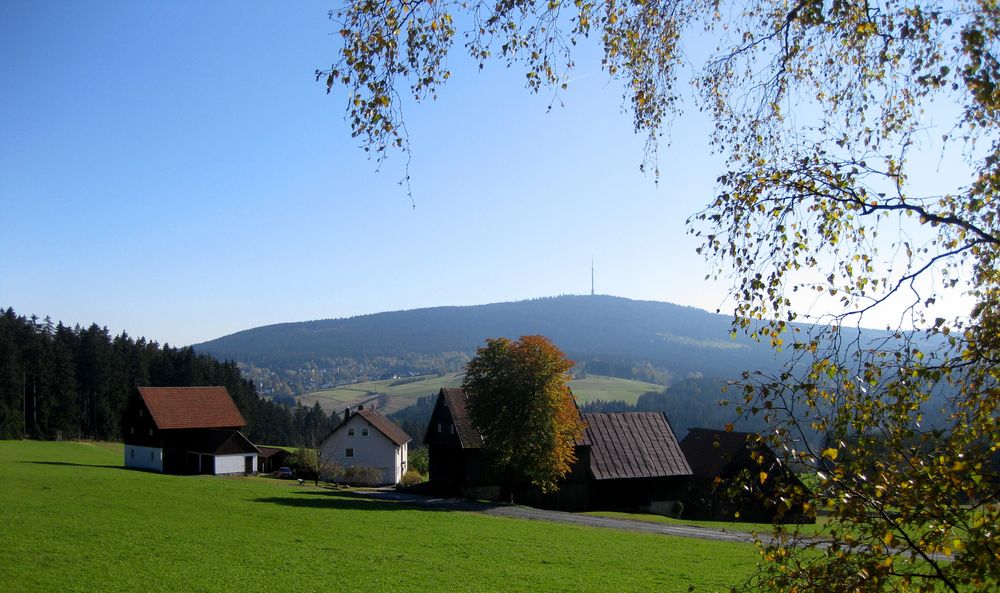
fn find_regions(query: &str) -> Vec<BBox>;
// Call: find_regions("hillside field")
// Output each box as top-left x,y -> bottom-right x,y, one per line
1,440 -> 758,593
298,373 -> 663,415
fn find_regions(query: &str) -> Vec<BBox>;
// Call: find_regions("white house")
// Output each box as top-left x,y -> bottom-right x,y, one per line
320,405 -> 411,485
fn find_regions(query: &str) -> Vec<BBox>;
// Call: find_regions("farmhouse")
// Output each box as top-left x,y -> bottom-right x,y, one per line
424,388 -> 691,511
123,386 -> 259,475
679,427 -> 812,522
320,405 -> 411,485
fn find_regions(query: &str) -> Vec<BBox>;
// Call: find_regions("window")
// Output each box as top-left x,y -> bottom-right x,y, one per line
149,451 -> 154,462
437,422 -> 442,433
449,424 -> 454,435
361,427 -> 369,437
148,428 -> 153,436
346,448 -> 354,458
138,409 -> 143,418
130,448 -> 134,459
129,427 -> 134,435
348,428 -> 355,436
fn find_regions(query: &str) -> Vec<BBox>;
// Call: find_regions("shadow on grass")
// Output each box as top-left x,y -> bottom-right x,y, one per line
20,460 -> 123,470
253,490 -> 440,512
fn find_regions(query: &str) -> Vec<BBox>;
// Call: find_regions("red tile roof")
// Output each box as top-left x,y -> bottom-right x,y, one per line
137,386 -> 246,430
583,412 -> 692,480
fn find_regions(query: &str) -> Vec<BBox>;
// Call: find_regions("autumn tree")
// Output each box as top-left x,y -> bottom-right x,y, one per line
321,1 -> 999,591
462,335 -> 585,497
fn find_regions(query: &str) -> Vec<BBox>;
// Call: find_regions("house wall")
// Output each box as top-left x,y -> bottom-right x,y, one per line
321,414 -> 402,485
124,444 -> 163,472
214,453 -> 256,475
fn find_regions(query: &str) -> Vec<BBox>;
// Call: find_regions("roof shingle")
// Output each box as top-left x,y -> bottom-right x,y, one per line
583,412 -> 692,480
137,386 -> 246,430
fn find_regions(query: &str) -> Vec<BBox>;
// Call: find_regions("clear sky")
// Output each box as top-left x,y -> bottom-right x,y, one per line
0,2 -> 970,346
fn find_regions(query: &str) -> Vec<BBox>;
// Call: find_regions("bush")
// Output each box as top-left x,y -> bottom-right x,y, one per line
400,469 -> 423,486
408,446 -> 429,475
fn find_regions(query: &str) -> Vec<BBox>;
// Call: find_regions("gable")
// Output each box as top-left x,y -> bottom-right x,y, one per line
680,428 -> 765,478
584,412 -> 692,480
329,408 -> 411,447
137,386 -> 246,430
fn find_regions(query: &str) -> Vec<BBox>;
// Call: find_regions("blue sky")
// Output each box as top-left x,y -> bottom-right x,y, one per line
1,1 -> 729,346
0,2 -> 971,346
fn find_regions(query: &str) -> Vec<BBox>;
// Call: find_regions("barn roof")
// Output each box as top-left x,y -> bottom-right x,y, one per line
137,386 -> 246,430
356,408 -> 412,446
583,412 -> 691,480
679,427 -> 763,478
440,388 -> 484,449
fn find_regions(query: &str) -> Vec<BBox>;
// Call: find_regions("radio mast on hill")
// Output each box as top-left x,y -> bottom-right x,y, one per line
591,257 -> 595,296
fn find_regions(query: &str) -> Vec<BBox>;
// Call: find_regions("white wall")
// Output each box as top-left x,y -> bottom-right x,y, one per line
124,445 -> 163,472
321,415 -> 403,484
214,453 -> 256,475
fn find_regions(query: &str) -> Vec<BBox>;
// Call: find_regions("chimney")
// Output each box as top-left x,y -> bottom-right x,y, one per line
344,407 -> 351,420
357,404 -> 364,412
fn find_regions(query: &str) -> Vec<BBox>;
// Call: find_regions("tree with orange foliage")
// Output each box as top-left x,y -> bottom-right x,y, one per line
463,335 -> 585,497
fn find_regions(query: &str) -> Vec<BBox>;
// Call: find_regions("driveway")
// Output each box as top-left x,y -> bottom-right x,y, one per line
360,490 -> 761,544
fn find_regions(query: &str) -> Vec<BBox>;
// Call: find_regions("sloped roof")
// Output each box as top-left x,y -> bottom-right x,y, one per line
583,412 -> 692,480
679,427 -> 761,478
356,408 -> 412,446
440,388 -> 484,449
137,386 -> 246,430
257,446 -> 291,459
183,429 -> 259,455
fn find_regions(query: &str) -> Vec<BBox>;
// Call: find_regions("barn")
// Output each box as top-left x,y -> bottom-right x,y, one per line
679,427 -> 812,522
122,386 -> 259,475
424,388 -> 691,511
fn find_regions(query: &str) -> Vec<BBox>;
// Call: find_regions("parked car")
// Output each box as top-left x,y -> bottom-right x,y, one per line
275,466 -> 294,479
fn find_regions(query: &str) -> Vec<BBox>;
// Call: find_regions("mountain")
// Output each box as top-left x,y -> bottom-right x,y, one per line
193,295 -> 785,390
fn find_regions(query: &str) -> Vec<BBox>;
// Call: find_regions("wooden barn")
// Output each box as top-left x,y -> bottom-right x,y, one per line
679,427 -> 812,522
424,388 -> 691,512
123,386 -> 259,475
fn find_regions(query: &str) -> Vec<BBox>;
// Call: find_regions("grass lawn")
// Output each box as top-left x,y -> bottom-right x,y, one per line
299,373 -> 664,415
2,440 -> 759,593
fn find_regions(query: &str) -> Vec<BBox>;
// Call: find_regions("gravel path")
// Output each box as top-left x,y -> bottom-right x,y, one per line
360,490 -> 761,544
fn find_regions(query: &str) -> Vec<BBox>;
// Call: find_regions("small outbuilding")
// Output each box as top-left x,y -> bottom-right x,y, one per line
257,446 -> 292,474
320,405 -> 411,485
123,386 -> 259,475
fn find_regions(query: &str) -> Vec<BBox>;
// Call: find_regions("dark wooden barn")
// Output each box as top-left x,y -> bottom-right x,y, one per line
679,427 -> 812,522
123,386 -> 260,475
424,388 -> 691,512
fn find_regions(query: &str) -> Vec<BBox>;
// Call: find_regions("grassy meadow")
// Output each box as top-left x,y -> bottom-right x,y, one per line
1,440 -> 760,593
299,373 -> 663,415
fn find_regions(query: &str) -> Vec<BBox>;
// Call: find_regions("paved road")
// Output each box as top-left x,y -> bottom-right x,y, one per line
360,490 -> 761,544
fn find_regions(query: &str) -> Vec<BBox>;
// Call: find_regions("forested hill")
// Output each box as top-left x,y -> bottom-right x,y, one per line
194,295 -> 786,386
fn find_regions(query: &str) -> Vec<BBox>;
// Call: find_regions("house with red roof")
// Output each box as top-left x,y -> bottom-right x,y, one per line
123,386 -> 259,475
319,405 -> 412,485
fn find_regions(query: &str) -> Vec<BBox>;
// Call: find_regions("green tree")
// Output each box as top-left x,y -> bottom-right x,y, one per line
323,2 -> 999,591
462,335 -> 585,497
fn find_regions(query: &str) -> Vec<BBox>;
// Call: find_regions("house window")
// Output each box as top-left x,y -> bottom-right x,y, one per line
138,409 -> 143,417
130,448 -> 134,459
148,428 -> 153,436
149,451 -> 154,461
348,428 -> 355,436
361,427 -> 369,437
437,423 -> 442,433
129,427 -> 134,435
346,448 -> 354,458
449,424 -> 454,435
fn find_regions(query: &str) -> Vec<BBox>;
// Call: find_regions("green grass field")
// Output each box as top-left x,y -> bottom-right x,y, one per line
1,440 -> 758,593
299,373 -> 663,415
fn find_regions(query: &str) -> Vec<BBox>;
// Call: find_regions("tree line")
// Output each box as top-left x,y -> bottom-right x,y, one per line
0,308 -> 336,446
